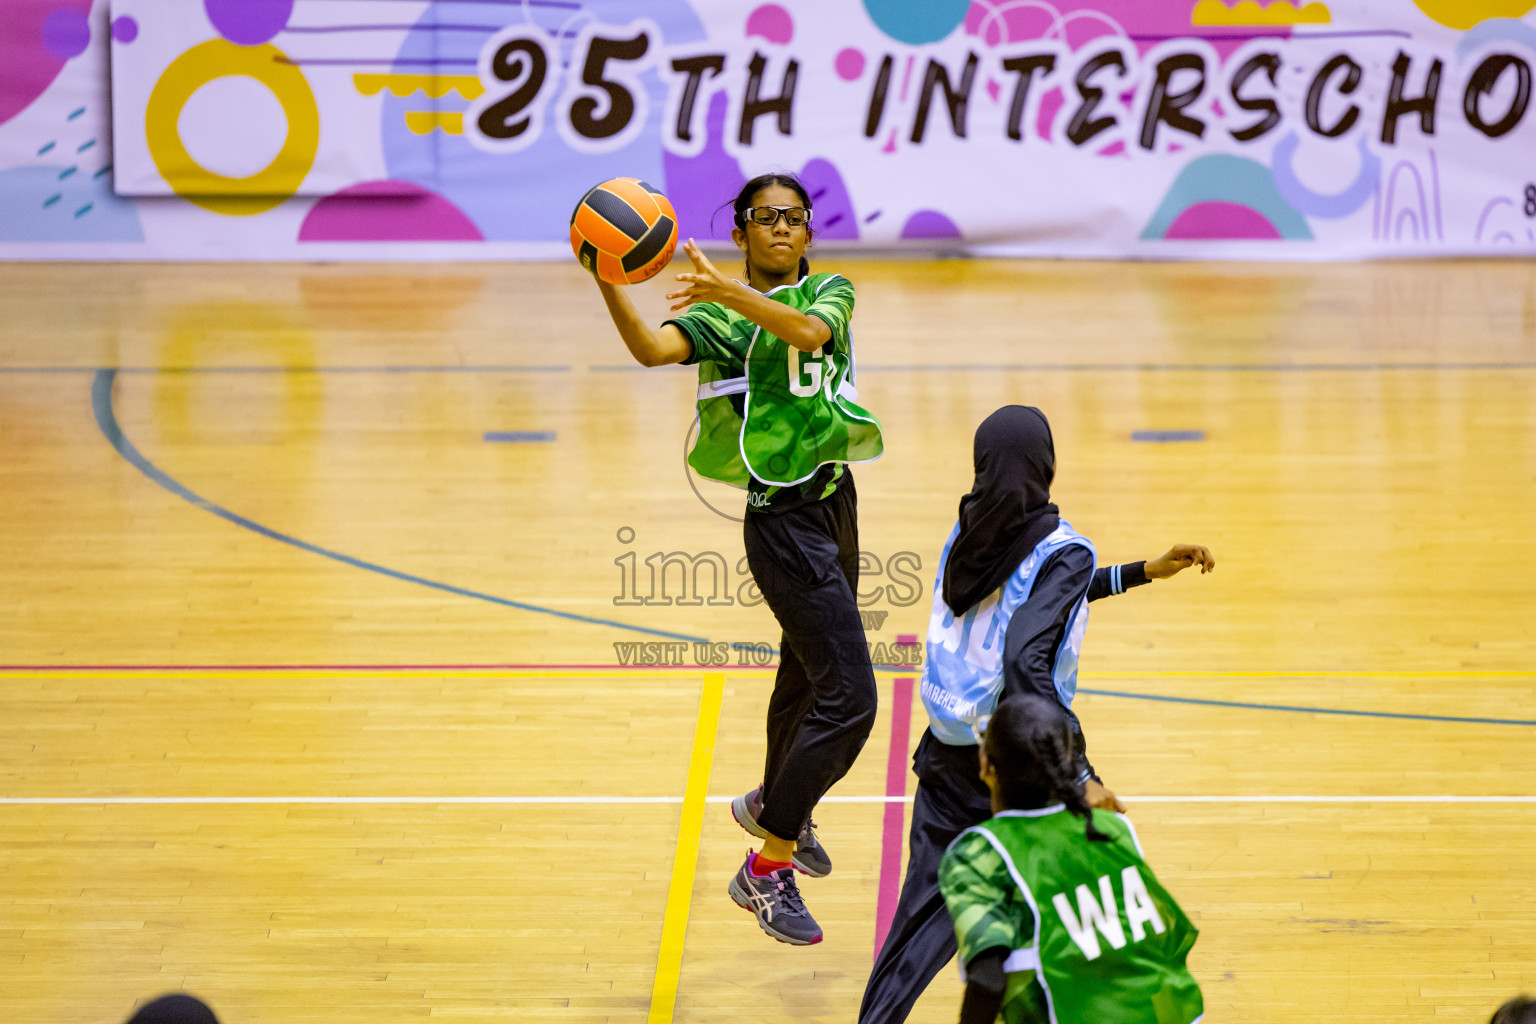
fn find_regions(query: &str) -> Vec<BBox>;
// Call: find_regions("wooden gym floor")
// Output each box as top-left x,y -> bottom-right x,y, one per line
0,258 -> 1533,1023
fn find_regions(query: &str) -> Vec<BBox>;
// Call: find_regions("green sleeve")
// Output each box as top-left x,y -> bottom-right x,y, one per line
940,832 -> 1030,967
804,274 -> 855,349
665,303 -> 735,366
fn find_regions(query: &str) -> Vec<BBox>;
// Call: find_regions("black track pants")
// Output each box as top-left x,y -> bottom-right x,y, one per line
860,730 -> 993,1024
743,476 -> 878,841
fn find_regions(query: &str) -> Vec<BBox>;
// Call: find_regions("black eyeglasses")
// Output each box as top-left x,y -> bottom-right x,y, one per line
745,206 -> 811,228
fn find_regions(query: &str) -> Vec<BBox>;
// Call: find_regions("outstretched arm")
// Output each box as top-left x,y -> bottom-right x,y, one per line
1087,544 -> 1216,602
595,278 -> 692,367
666,240 -> 830,352
999,546 -> 1122,812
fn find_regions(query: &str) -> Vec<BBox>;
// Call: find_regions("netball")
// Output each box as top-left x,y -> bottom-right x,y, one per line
570,178 -> 679,285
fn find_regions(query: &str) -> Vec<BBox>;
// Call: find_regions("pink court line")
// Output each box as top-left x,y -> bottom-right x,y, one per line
0,663 -> 769,672
0,663 -> 929,673
873,633 -> 919,961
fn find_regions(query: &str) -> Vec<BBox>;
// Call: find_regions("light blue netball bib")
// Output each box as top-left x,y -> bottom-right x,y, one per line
920,521 -> 1096,745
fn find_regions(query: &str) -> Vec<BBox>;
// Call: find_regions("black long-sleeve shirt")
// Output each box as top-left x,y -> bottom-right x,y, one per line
1000,550 -> 1148,782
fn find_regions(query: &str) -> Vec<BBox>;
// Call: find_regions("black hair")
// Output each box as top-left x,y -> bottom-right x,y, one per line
726,172 -> 813,285
1492,997 -> 1536,1024
983,694 -> 1112,842
126,994 -> 220,1024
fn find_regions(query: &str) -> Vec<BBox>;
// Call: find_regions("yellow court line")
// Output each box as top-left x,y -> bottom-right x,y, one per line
648,672 -> 724,1024
1084,670 -> 1536,678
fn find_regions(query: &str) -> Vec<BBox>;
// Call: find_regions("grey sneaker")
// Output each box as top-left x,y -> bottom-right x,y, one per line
792,818 -> 832,878
727,851 -> 824,946
730,787 -> 833,878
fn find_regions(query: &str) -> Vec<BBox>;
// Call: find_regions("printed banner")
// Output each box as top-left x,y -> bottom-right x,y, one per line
1,0 -> 1534,259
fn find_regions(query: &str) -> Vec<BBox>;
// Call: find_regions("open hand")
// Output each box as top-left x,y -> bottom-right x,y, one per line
1145,544 -> 1215,579
666,239 -> 738,311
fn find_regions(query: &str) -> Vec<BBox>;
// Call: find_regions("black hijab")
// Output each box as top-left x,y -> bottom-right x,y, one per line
941,405 -> 1060,615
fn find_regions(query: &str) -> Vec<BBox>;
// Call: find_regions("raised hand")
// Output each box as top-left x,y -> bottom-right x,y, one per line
1145,544 -> 1215,579
665,239 -> 739,311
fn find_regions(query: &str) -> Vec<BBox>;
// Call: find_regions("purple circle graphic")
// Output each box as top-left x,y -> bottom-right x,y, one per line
299,181 -> 485,242
1165,202 -> 1281,241
41,8 -> 91,60
111,16 -> 139,43
901,209 -> 962,240
204,0 -> 293,46
745,4 -> 793,45
835,47 -> 866,81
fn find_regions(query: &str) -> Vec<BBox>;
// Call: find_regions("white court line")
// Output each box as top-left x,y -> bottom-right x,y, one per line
1,795 -> 1535,805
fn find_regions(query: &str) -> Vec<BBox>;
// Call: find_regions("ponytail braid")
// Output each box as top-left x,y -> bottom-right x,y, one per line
1042,725 -> 1112,842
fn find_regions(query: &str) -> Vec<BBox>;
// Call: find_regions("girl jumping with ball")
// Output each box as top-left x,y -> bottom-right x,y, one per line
591,173 -> 884,945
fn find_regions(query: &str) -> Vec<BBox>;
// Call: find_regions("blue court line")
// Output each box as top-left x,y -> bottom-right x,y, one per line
5,365 -> 571,374
1080,688 -> 1536,727
589,365 -> 692,373
855,362 -> 1536,372
1132,430 -> 1205,443
91,370 -> 703,645
10,363 -> 1536,375
86,369 -> 1535,728
484,431 -> 555,442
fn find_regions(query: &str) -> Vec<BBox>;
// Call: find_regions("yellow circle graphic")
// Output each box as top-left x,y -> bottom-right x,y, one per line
1411,0 -> 1536,30
145,39 -> 319,217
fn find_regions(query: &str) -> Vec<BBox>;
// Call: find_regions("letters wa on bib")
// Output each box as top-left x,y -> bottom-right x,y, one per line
942,808 -> 1204,1024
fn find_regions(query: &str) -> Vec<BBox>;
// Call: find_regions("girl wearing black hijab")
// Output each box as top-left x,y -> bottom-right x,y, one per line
859,405 -> 1214,1024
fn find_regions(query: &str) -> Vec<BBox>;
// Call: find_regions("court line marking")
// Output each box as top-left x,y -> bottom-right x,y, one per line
11,362 -> 1536,375
854,362 -> 1536,372
1076,688 -> 1536,727
91,369 -> 705,646
587,362 -> 1536,373
874,673 -> 915,960
5,665 -> 1534,726
2,795 -> 1534,805
648,673 -> 723,1024
81,370 -> 1536,727
5,665 -> 1531,678
6,365 -> 574,374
